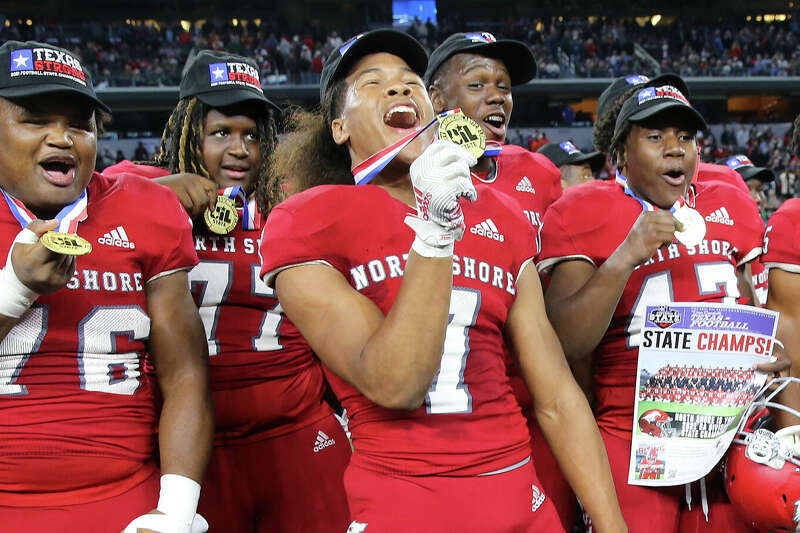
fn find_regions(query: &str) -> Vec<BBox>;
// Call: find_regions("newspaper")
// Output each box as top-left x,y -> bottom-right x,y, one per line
628,302 -> 778,486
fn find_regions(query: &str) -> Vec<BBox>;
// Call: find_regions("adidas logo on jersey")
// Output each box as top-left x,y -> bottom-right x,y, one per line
470,218 -> 505,242
313,430 -> 336,452
705,207 -> 734,226
515,176 -> 536,194
531,484 -> 545,512
98,226 -> 136,249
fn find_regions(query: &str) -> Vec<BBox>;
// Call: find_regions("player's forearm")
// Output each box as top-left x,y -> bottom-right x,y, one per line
768,293 -> 800,428
158,370 -> 214,482
535,385 -> 627,533
546,256 -> 634,360
360,250 -> 452,410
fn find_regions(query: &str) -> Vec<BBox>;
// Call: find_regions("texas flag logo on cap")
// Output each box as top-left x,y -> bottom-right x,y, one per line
209,61 -> 262,92
10,49 -> 33,72
637,85 -> 689,106
465,32 -> 497,43
625,74 -> 650,85
339,34 -> 363,56
725,155 -> 754,169
8,47 -> 86,85
559,141 -> 580,154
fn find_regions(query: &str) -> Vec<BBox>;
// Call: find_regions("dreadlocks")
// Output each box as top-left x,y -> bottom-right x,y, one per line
152,96 -> 279,214
593,86 -> 639,155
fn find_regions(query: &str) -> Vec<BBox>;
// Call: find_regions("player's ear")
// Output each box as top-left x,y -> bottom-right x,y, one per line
428,83 -> 448,114
331,117 -> 349,146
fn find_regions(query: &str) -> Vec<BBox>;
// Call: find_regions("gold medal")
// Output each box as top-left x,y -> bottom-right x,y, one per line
204,195 -> 239,235
437,111 -> 486,160
673,205 -> 706,248
40,231 -> 92,256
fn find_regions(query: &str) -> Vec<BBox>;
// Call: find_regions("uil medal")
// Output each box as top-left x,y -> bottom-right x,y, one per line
40,231 -> 92,256
673,205 -> 706,248
204,195 -> 239,235
437,111 -> 486,160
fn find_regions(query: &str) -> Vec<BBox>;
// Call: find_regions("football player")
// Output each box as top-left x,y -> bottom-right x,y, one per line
0,41 -> 213,533
762,119 -> 800,429
423,31 -> 574,531
260,29 -> 626,532
103,50 -> 351,532
538,141 -> 605,189
539,84 -> 787,531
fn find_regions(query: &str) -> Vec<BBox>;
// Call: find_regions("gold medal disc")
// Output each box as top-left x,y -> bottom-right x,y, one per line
204,195 -> 239,235
673,205 -> 707,248
40,231 -> 92,256
437,112 -> 486,160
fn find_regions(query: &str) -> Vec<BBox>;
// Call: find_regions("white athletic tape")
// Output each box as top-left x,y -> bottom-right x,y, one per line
0,228 -> 40,318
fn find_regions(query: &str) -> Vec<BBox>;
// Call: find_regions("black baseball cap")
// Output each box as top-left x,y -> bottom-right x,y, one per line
0,40 -> 109,112
538,141 -> 605,172
717,155 -> 775,183
320,29 -> 428,100
424,32 -> 536,86
597,73 -> 689,121
613,85 -> 706,143
180,50 -> 280,113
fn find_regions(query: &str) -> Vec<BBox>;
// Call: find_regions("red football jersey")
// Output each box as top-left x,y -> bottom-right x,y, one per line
763,198 -> 800,272
538,179 -> 763,438
260,184 -> 535,476
103,163 -> 333,443
695,161 -> 767,304
473,145 -> 562,254
0,172 -> 197,506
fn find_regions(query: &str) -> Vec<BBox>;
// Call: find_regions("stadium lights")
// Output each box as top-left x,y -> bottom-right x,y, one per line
180,20 -> 191,32
253,19 -> 262,27
651,14 -> 662,26
232,18 -> 239,27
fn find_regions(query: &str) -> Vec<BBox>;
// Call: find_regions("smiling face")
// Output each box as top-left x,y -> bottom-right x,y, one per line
620,113 -> 698,209
429,53 -> 512,144
201,105 -> 262,193
331,52 -> 433,168
0,94 -> 96,218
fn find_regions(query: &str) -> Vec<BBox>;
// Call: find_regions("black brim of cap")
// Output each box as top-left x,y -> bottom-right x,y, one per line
570,151 -> 606,172
426,40 -> 536,86
0,84 -> 110,113
195,89 -> 281,115
628,101 -> 707,132
738,166 -> 774,183
322,30 -> 428,100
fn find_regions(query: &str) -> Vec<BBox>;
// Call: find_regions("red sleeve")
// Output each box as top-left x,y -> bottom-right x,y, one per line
259,186 -> 353,287
138,181 -> 198,281
102,160 -> 170,180
529,152 -> 563,208
537,201 -> 592,273
722,185 -> 764,266
763,199 -> 800,272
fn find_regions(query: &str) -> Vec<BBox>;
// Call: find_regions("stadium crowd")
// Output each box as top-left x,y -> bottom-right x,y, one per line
2,14 -> 800,87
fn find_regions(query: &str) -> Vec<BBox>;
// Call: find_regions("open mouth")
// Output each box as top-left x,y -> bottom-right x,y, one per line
662,169 -> 685,186
39,157 -> 76,185
222,165 -> 250,178
484,113 -> 506,130
383,105 -> 418,129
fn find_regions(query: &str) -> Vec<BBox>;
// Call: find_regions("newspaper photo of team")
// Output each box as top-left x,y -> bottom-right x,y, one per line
2,11 -> 800,533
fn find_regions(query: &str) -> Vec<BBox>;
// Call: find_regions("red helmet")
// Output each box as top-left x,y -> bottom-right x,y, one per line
638,409 -> 680,438
723,377 -> 800,532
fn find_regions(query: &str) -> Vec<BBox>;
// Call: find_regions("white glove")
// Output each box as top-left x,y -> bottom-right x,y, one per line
0,228 -> 40,318
404,140 -> 477,257
123,475 -> 206,533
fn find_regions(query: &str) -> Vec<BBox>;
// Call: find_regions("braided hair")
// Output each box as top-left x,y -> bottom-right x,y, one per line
593,86 -> 639,155
152,96 -> 279,214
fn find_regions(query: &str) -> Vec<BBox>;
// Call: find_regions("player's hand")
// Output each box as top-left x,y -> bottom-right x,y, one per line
11,219 -> 75,294
155,173 -> 218,218
121,509 -> 209,533
405,141 -> 477,256
755,340 -> 791,377
615,211 -> 679,268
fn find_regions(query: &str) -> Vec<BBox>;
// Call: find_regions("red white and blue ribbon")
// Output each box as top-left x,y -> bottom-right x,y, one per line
351,108 -> 463,186
1,188 -> 88,232
615,171 -> 685,213
219,186 -> 255,230
484,140 -> 503,157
